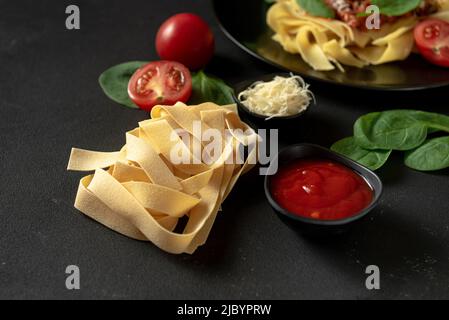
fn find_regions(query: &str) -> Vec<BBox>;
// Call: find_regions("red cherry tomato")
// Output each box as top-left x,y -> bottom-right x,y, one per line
414,19 -> 449,68
128,61 -> 192,111
156,13 -> 215,70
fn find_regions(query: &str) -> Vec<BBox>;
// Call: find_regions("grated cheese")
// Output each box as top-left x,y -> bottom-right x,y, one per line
237,74 -> 314,120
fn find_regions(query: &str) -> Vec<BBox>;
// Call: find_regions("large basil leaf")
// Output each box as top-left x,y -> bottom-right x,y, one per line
405,137 -> 449,171
412,111 -> 449,133
331,137 -> 392,170
334,110 -> 449,172
190,71 -> 235,105
296,0 -> 335,19
354,110 -> 429,151
99,61 -> 147,109
372,0 -> 421,17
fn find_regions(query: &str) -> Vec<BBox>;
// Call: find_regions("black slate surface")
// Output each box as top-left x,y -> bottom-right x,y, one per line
1,0 -> 449,300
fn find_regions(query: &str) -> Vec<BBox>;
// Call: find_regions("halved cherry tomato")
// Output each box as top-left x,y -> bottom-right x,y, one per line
128,61 -> 192,111
414,19 -> 449,68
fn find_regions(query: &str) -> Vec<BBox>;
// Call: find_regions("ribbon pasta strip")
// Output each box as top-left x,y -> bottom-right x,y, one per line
67,102 -> 258,254
267,0 -> 449,71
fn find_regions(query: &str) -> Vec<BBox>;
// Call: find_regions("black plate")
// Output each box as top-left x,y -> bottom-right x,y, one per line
213,0 -> 449,91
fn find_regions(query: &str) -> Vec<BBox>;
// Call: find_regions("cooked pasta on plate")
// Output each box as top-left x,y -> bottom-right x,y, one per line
267,0 -> 449,71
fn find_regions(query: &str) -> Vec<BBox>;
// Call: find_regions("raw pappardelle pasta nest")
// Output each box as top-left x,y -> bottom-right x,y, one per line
267,0 -> 449,71
67,102 -> 258,254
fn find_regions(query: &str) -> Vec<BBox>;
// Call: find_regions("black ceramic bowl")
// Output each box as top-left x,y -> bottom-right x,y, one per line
232,73 -> 311,129
264,144 -> 383,236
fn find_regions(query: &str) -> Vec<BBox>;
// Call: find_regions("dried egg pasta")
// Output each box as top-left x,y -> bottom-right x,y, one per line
67,102 -> 258,254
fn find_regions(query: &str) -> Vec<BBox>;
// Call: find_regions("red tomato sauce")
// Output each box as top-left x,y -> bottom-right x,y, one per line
270,159 -> 374,221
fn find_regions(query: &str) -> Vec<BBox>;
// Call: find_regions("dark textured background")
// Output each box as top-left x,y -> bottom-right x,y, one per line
1,0 -> 449,299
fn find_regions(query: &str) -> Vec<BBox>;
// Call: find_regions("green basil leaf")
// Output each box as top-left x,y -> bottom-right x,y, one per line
339,110 -> 449,172
371,0 -> 421,16
405,136 -> 449,171
354,110 -> 429,151
331,137 -> 392,170
411,111 -> 449,133
296,0 -> 335,19
356,11 -> 370,18
99,61 -> 147,109
190,71 -> 235,105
